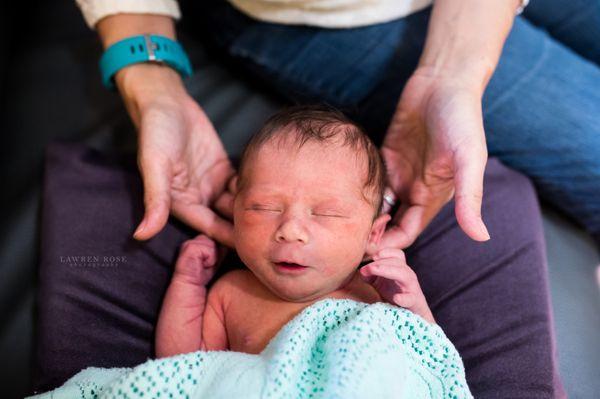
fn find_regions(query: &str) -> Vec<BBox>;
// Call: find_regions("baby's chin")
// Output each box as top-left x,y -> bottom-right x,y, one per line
245,259 -> 358,303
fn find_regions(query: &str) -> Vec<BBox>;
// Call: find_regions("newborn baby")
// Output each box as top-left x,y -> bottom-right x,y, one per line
155,105 -> 435,357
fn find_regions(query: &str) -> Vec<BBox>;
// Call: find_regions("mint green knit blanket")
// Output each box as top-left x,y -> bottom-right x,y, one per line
29,298 -> 472,399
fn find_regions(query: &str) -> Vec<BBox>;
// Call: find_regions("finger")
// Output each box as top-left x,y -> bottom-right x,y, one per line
194,234 -> 216,246
392,293 -> 417,309
359,270 -> 377,285
454,148 -> 490,241
360,260 -> 415,284
134,155 -> 172,241
175,247 -> 216,270
173,203 -> 235,248
214,191 -> 234,220
188,237 -> 218,263
199,246 -> 218,268
379,199 -> 444,249
181,234 -> 216,251
373,247 -> 406,263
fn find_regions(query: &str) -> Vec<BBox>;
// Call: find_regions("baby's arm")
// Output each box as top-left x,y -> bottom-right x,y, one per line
360,248 -> 435,324
155,235 -> 228,358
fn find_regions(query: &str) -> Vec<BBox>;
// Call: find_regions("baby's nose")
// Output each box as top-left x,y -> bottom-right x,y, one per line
275,218 -> 309,244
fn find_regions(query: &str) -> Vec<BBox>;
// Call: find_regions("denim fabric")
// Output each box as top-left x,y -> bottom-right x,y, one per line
190,0 -> 600,247
523,0 -> 600,65
482,13 -> 600,248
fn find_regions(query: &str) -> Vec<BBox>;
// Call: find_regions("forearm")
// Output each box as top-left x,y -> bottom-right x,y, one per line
418,0 -> 521,95
155,277 -> 207,358
96,14 -> 176,48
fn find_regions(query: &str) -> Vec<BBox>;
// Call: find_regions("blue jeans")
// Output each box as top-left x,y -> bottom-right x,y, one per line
189,0 -> 600,247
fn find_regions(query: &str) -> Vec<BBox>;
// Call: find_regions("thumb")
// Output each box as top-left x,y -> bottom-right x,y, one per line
134,154 -> 172,240
453,147 -> 490,241
359,267 -> 377,285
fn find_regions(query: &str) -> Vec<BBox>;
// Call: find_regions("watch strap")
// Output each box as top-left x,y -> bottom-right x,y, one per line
99,34 -> 193,89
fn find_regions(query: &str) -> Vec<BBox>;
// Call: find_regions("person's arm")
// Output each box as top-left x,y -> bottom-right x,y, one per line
88,13 -> 237,246
97,14 -> 176,48
417,0 -> 521,94
380,0 -> 523,249
155,278 -> 209,357
155,235 -> 228,357
201,292 -> 229,351
156,280 -> 228,357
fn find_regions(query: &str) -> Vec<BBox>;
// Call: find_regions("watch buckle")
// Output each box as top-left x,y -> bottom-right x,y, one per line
143,34 -> 158,62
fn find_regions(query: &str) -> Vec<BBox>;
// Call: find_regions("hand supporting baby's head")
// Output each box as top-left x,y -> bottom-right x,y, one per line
232,105 -> 390,302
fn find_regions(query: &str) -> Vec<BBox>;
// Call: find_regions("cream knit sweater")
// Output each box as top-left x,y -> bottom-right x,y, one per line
76,0 -> 433,29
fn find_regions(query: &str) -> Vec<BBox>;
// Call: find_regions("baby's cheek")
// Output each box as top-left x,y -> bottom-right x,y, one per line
339,219 -> 371,244
323,223 -> 367,263
235,213 -> 271,240
235,218 -> 274,263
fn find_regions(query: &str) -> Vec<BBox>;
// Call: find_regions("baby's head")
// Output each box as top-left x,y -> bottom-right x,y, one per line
233,105 -> 390,302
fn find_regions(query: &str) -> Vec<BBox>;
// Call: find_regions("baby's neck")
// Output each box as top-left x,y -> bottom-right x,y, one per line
284,270 -> 381,305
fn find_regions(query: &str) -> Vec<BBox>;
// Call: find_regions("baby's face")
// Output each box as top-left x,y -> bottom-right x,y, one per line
233,138 -> 388,302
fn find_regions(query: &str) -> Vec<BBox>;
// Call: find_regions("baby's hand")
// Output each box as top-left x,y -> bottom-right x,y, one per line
174,234 -> 224,286
360,248 -> 435,324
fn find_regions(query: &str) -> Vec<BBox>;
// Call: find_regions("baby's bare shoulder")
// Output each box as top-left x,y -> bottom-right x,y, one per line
212,268 -> 282,308
209,268 -> 259,299
213,268 -> 256,287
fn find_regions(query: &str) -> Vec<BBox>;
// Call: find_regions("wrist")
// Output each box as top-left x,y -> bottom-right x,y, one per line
171,271 -> 210,291
409,65 -> 486,102
412,64 -> 491,99
415,59 -> 494,97
115,62 -> 184,99
414,301 -> 436,324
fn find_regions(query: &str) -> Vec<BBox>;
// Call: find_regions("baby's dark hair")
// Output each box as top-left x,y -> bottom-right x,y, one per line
237,104 -> 386,217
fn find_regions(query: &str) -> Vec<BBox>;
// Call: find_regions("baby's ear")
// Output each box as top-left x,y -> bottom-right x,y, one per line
365,213 -> 392,257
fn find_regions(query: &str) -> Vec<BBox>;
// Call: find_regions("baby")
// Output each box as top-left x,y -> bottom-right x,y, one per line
155,105 -> 435,357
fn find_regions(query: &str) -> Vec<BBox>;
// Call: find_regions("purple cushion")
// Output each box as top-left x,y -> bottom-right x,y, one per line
32,142 -> 564,398
33,142 -> 196,392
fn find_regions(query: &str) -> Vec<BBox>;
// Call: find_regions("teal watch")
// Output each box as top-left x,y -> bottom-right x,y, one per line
99,34 -> 193,90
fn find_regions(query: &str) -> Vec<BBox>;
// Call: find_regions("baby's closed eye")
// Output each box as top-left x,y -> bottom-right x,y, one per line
246,203 -> 282,212
311,211 -> 345,218
244,202 -> 349,218
311,208 -> 349,218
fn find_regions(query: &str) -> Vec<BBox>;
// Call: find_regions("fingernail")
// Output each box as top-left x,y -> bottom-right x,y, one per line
134,219 -> 147,239
480,221 -> 491,241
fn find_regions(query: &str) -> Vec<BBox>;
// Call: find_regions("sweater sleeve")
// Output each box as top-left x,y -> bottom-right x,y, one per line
75,0 -> 181,29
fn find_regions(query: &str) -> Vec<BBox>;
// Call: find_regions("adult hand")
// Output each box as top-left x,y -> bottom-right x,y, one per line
116,64 -> 236,247
379,67 -> 490,249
